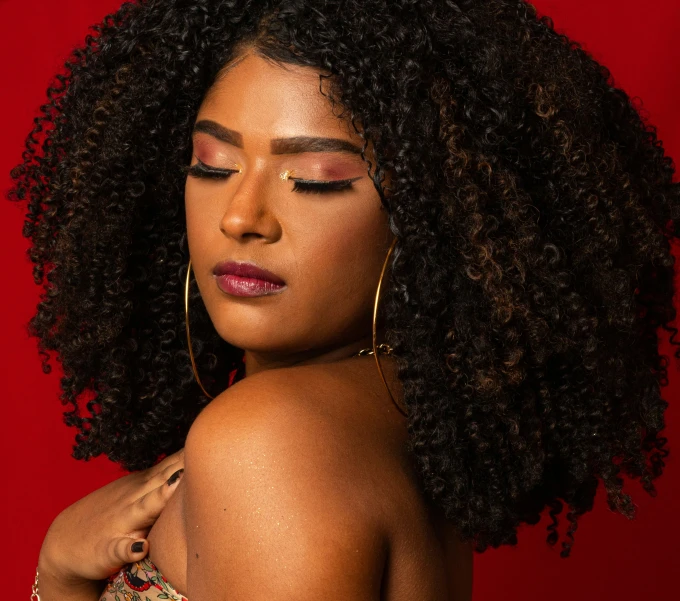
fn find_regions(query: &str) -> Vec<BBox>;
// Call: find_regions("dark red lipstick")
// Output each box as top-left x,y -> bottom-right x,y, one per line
213,260 -> 286,297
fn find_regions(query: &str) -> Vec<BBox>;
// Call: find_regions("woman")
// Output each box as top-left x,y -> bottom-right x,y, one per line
9,0 -> 677,599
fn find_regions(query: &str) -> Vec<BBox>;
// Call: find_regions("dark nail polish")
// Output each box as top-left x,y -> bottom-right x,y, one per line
167,468 -> 184,486
131,541 -> 144,553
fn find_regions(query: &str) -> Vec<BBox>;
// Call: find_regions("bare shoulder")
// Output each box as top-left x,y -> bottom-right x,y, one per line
188,357 -> 407,461
185,361 -> 402,510
183,365 -> 390,598
186,360 -> 392,455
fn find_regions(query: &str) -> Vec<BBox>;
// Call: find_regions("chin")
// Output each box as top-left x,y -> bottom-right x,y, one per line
213,325 -> 295,354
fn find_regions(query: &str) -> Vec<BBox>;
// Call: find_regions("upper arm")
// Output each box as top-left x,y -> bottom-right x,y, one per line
184,371 -> 387,600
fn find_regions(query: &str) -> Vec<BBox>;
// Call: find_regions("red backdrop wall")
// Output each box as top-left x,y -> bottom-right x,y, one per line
2,1 -> 678,599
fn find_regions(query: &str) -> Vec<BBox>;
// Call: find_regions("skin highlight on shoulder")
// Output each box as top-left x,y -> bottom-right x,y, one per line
183,366 -> 390,599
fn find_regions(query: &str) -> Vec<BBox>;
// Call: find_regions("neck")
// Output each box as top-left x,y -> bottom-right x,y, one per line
242,329 -> 388,378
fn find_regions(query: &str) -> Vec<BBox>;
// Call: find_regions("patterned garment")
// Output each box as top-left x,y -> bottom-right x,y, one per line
99,556 -> 187,601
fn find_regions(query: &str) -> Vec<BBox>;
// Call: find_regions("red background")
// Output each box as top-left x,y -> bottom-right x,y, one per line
2,1 -> 679,599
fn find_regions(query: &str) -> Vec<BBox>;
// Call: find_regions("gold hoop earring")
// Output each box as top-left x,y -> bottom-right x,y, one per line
371,237 -> 406,417
185,258 -> 215,400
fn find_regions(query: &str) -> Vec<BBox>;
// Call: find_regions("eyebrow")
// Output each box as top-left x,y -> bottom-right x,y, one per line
271,136 -> 363,156
193,120 -> 243,147
192,119 -> 363,156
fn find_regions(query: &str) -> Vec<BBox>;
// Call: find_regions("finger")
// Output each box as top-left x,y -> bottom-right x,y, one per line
132,468 -> 184,527
136,458 -> 185,502
151,447 -> 185,473
143,456 -> 185,490
164,447 -> 185,462
157,451 -> 186,477
159,458 -> 185,481
109,537 -> 148,568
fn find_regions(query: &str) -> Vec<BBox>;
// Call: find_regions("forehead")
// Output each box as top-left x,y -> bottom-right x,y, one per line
198,52 -> 356,141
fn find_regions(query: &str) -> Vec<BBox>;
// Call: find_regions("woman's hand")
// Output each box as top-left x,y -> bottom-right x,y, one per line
38,448 -> 185,586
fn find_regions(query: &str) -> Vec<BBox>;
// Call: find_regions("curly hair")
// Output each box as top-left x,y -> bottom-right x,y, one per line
8,0 -> 679,557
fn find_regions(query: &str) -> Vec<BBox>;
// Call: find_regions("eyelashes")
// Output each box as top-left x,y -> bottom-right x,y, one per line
182,159 -> 238,179
290,177 -> 360,194
183,161 -> 239,180
183,159 -> 360,195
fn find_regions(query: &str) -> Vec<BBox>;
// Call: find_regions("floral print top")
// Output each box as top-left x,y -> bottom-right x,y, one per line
99,557 -> 187,601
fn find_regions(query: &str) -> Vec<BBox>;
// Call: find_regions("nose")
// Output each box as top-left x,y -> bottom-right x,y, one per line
219,168 -> 281,242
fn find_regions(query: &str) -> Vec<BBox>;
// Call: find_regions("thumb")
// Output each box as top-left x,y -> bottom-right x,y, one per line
109,537 -> 148,567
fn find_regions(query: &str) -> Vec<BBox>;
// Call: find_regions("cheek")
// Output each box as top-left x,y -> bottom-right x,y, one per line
293,201 -> 391,310
185,179 -> 203,239
185,179 -> 214,233
184,180 -> 223,289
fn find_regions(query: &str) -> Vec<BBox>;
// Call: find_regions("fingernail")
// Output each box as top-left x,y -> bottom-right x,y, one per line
167,468 -> 184,486
131,541 -> 144,553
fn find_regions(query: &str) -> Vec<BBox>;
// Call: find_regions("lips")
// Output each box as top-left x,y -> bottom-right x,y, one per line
212,260 -> 286,285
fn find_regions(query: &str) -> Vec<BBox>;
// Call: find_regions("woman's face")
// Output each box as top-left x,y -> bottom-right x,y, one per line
185,51 -> 394,375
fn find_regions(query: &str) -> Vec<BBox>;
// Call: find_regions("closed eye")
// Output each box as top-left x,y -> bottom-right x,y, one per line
183,159 -> 239,180
184,159 -> 362,194
290,177 -> 362,194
